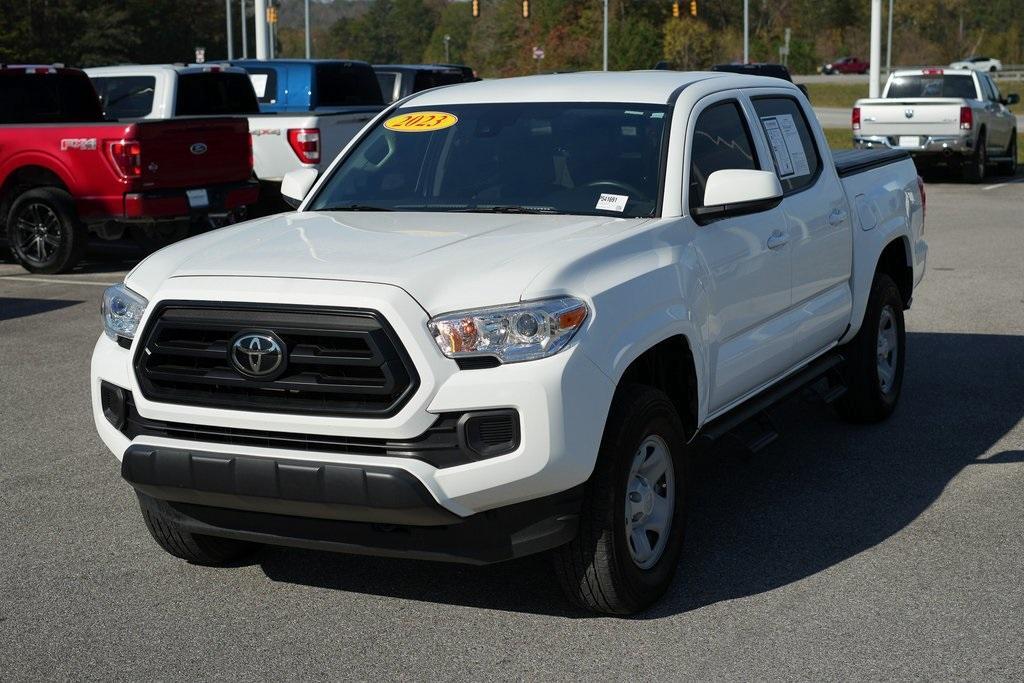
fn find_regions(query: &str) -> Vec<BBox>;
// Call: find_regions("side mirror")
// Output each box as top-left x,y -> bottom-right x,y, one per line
1003,93 -> 1020,106
693,169 -> 783,221
281,168 -> 319,208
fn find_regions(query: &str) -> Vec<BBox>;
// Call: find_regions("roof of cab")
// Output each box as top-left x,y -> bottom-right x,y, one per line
85,64 -> 249,76
400,70 -> 789,106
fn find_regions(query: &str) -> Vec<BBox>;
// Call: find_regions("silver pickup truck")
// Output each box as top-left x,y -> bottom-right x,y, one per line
853,68 -> 1018,182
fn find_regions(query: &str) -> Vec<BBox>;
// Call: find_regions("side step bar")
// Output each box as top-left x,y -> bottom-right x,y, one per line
695,352 -> 846,448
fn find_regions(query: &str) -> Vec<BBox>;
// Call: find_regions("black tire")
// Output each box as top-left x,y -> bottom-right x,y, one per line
962,133 -> 987,183
5,187 -> 87,273
137,493 -> 257,565
835,273 -> 906,423
996,131 -> 1018,176
554,384 -> 688,615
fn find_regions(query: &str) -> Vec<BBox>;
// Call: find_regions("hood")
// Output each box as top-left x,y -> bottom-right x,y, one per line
127,210 -> 646,314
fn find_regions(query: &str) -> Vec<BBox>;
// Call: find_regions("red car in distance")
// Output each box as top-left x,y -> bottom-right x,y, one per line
821,56 -> 870,75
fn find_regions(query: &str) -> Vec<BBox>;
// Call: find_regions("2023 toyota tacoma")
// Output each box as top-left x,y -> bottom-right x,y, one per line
91,71 -> 927,614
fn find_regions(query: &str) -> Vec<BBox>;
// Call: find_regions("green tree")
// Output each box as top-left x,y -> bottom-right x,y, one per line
663,17 -> 718,70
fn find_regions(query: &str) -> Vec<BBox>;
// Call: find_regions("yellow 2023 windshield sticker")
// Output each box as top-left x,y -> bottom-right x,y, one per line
384,111 -> 458,132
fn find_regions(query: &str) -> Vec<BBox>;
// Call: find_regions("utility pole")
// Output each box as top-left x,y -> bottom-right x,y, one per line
869,0 -> 881,97
304,0 -> 311,59
743,0 -> 749,64
241,0 -> 248,59
602,0 -> 608,71
255,0 -> 269,59
886,0 -> 894,77
226,0 -> 234,59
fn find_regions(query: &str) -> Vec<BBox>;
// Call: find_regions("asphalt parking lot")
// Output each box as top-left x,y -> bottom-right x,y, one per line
2,175 -> 1023,680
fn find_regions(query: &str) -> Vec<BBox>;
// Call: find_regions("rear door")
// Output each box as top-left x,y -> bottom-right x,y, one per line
749,92 -> 853,364
685,95 -> 793,413
978,73 -> 1014,152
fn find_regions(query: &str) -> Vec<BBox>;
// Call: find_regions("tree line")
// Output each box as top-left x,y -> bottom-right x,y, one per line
2,0 -> 1021,76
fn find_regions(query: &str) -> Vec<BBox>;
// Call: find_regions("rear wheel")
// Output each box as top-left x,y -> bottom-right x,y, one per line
962,133 -> 987,183
835,273 -> 906,423
996,131 -> 1018,176
6,187 -> 87,273
137,493 -> 258,565
554,384 -> 688,615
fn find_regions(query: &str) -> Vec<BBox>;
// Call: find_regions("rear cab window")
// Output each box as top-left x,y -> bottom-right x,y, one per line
92,76 -> 156,119
751,96 -> 821,194
175,72 -> 260,116
314,63 -> 384,107
688,100 -> 759,209
412,69 -> 469,92
886,73 -> 978,100
375,71 -> 398,102
0,71 -> 103,124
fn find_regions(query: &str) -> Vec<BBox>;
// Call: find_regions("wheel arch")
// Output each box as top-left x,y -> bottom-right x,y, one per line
0,165 -> 71,226
616,334 -> 700,439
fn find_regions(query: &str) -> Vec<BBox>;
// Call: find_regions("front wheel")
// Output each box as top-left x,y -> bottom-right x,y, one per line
137,493 -> 258,565
554,385 -> 688,615
835,273 -> 906,423
6,187 -> 87,273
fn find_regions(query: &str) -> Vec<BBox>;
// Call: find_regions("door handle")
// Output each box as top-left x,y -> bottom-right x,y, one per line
828,208 -> 848,226
767,230 -> 788,250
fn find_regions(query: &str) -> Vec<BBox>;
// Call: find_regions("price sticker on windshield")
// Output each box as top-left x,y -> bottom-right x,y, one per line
384,111 -> 458,132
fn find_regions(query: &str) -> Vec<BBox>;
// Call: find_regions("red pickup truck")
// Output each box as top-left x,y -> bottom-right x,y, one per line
1,65 -> 259,273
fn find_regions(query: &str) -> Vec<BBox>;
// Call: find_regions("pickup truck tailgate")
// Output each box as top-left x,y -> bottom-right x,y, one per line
133,117 -> 252,188
858,98 -> 963,138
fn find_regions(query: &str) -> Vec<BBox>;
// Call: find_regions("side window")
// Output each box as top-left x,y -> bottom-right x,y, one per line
751,96 -> 821,194
92,76 -> 155,119
688,100 -> 758,208
246,68 -> 277,104
982,76 -> 1000,102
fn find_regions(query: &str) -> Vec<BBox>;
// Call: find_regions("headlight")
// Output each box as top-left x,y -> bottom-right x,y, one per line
428,297 -> 588,364
101,284 -> 148,341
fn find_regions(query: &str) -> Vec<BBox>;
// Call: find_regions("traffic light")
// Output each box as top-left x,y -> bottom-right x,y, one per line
689,0 -> 697,16
522,0 -> 529,18
472,0 -> 479,17
672,1 -> 679,17
267,5 -> 278,24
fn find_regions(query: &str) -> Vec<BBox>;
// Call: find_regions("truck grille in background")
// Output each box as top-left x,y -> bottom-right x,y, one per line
134,303 -> 418,417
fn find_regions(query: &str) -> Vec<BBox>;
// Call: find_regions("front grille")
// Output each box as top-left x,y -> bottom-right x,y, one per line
134,302 -> 418,418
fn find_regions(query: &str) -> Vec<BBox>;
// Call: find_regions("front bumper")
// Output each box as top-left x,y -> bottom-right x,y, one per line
92,276 -> 615,527
854,134 -> 973,157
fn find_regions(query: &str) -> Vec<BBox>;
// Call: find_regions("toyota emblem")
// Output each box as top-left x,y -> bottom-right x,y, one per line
229,331 -> 285,379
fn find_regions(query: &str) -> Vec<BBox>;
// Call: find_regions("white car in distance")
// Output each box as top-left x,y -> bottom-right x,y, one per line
950,56 -> 1002,72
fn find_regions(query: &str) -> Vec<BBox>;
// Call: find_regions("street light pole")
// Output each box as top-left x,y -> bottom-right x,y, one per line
254,0 -> 268,59
869,0 -> 882,97
226,0 -> 234,59
886,0 -> 894,77
602,0 -> 608,71
444,34 -> 451,63
743,0 -> 749,63
241,0 -> 248,59
304,0 -> 311,59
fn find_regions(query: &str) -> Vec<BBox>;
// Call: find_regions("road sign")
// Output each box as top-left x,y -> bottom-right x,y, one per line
195,47 -> 206,63
533,46 -> 545,60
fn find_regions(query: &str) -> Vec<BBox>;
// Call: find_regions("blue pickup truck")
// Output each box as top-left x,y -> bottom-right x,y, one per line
229,58 -> 384,113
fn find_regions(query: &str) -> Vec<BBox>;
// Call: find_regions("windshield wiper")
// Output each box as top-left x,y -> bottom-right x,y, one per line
322,204 -> 394,212
456,205 -> 564,214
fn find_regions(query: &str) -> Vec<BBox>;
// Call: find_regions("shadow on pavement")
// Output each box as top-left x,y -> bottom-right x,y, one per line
0,237 -> 145,275
256,332 -> 1023,619
0,297 -> 83,322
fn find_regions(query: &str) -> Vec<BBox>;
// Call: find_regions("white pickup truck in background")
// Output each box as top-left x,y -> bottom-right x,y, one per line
91,71 -> 926,615
86,64 -> 381,197
853,67 -> 1018,182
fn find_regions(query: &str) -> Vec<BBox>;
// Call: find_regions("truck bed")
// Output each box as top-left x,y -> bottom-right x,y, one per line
833,148 -> 911,177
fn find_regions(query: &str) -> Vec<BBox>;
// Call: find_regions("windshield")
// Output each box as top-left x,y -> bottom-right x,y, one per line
887,74 -> 977,99
309,102 -> 669,217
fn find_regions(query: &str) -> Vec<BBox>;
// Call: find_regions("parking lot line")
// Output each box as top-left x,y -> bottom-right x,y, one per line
0,275 -> 115,287
982,177 -> 1024,191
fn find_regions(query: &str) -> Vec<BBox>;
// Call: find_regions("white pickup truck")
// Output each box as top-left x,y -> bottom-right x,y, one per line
86,64 -> 381,188
91,71 -> 926,615
853,67 -> 1018,181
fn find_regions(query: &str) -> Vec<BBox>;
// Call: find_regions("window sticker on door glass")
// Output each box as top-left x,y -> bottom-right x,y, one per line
760,114 -> 811,178
248,74 -> 268,98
